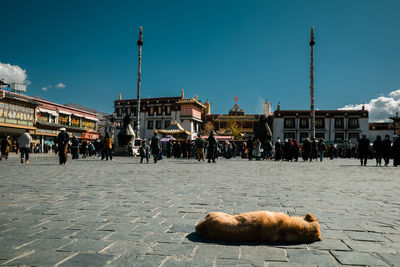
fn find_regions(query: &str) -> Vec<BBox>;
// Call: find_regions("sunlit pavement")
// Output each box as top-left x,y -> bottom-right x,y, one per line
0,154 -> 399,266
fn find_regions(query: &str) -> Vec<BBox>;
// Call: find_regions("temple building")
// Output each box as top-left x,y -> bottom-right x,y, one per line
114,89 -> 206,141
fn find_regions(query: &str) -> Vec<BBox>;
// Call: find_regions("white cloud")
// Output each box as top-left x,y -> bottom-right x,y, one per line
41,85 -> 52,92
0,62 -> 29,85
56,82 -> 66,89
339,89 -> 400,122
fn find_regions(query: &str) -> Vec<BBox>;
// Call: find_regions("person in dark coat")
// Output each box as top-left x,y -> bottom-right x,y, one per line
57,128 -> 70,165
274,138 -> 282,161
166,141 -> 172,158
207,130 -> 217,163
150,130 -> 161,163
327,144 -> 336,160
357,134 -> 370,166
392,135 -> 400,167
373,135 -> 384,166
382,135 -> 392,166
302,138 -> 311,161
71,136 -> 80,159
292,139 -> 300,161
247,137 -> 254,161
317,138 -> 327,162
310,138 -> 318,162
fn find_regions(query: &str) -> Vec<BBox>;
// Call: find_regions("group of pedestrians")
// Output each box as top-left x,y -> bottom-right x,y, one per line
361,134 -> 400,166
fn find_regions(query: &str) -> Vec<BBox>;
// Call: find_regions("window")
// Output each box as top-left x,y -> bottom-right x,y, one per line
156,120 -> 162,129
164,120 -> 171,129
148,106 -> 154,116
334,118 -> 344,129
38,112 -> 49,123
315,118 -> 325,129
300,132 -> 309,142
156,106 -> 162,115
147,120 -> 154,129
315,132 -> 325,139
300,118 -> 309,128
335,132 -> 345,142
284,132 -> 295,140
348,118 -> 359,129
284,118 -> 295,128
348,132 -> 359,140
166,106 -> 171,115
117,108 -> 122,117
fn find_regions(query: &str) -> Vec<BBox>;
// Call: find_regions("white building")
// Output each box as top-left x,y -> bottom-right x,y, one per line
272,107 -> 369,143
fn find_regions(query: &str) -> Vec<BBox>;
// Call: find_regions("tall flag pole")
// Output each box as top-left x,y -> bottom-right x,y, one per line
310,26 -> 316,140
136,26 -> 143,138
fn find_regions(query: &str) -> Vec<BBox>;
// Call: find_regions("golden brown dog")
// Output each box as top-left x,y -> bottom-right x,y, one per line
195,211 -> 322,243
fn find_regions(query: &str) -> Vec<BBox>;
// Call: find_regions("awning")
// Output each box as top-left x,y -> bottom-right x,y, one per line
58,110 -> 72,115
38,108 -> 58,116
84,116 -> 99,122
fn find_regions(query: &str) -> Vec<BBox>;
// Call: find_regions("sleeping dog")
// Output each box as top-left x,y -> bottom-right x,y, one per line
195,211 -> 322,243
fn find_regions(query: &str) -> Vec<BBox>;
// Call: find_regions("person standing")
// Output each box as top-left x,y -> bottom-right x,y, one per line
327,144 -> 336,160
392,135 -> 400,167
57,128 -> 70,165
382,135 -> 392,166
357,134 -> 370,166
292,139 -> 300,161
373,135 -> 384,166
302,138 -> 311,161
150,130 -> 161,163
317,138 -> 327,162
103,133 -> 114,161
274,138 -> 282,161
207,130 -> 217,163
71,136 -> 80,160
0,135 -> 11,161
254,138 -> 261,160
247,137 -> 254,161
18,130 -> 33,164
195,133 -> 205,161
139,140 -> 150,163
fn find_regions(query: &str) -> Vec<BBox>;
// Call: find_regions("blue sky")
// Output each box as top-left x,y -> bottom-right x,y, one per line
1,0 -> 400,121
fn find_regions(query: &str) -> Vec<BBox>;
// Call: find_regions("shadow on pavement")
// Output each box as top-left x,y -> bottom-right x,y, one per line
185,232 -> 314,246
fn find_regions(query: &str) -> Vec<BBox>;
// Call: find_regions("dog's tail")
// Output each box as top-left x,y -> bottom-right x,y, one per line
304,213 -> 318,222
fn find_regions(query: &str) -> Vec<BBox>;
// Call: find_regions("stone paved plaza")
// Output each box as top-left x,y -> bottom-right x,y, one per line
0,154 -> 400,266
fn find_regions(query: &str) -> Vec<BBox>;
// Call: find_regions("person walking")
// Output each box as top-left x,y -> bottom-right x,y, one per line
382,135 -> 392,166
195,133 -> 205,161
373,135 -> 384,166
139,140 -> 150,163
57,128 -> 70,165
0,135 -> 11,161
317,138 -> 327,162
357,134 -> 370,166
274,138 -> 282,161
327,144 -> 336,160
207,130 -> 217,163
103,133 -> 114,161
18,130 -> 32,164
150,130 -> 161,163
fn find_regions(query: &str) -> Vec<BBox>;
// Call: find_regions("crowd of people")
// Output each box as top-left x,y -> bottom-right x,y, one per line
1,129 -> 400,167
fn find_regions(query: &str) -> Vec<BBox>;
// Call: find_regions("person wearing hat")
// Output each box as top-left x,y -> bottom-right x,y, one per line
57,128 -> 69,165
207,130 -> 217,163
150,130 -> 161,163
195,132 -> 205,161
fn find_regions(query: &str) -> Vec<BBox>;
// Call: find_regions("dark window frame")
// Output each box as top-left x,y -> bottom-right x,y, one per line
284,118 -> 296,128
147,120 -> 154,129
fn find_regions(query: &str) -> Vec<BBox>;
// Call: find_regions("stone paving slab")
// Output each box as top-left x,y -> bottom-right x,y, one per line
1,155 -> 400,266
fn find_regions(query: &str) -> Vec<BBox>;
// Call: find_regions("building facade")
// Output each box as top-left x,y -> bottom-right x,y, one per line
272,108 -> 369,143
114,90 -> 206,141
0,89 -> 99,151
